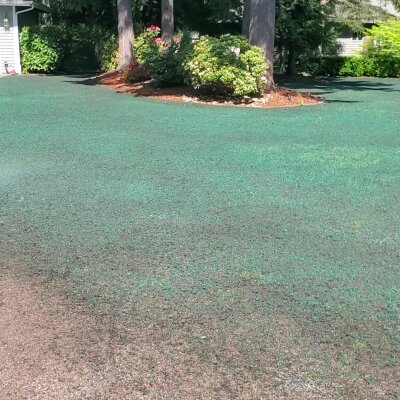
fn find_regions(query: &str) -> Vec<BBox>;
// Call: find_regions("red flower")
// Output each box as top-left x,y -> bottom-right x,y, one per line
155,37 -> 163,46
128,61 -> 140,70
150,25 -> 160,31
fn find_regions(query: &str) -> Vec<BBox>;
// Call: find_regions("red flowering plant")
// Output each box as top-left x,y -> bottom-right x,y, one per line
124,60 -> 152,83
128,61 -> 139,69
135,26 -> 163,62
134,27 -> 193,86
155,37 -> 164,46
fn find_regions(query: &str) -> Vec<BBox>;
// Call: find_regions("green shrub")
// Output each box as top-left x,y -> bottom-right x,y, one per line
339,56 -> 400,78
184,34 -> 267,98
302,56 -> 345,77
365,19 -> 400,58
62,26 -> 101,72
135,26 -> 192,86
303,55 -> 400,78
338,57 -> 365,77
96,33 -> 119,72
19,26 -> 67,73
20,25 -> 118,73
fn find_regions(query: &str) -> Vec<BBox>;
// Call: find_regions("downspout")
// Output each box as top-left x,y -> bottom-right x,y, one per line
16,5 -> 35,16
13,4 -> 34,74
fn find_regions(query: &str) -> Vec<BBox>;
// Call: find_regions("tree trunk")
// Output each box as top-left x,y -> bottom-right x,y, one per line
242,0 -> 251,38
248,0 -> 276,91
161,0 -> 174,45
278,46 -> 288,74
117,0 -> 134,70
287,46 -> 298,76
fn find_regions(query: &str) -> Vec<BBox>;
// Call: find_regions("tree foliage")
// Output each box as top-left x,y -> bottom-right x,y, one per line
366,19 -> 400,57
276,0 -> 338,74
333,0 -> 393,32
41,0 -> 400,77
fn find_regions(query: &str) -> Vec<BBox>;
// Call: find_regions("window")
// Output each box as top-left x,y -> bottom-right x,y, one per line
352,32 -> 364,41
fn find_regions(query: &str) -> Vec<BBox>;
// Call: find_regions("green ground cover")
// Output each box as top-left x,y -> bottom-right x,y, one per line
0,76 -> 399,398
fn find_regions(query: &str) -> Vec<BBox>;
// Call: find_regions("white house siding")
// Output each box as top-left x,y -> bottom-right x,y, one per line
0,6 -> 19,74
337,0 -> 400,56
337,38 -> 365,56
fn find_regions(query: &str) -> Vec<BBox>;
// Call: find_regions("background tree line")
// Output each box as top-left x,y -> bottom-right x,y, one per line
40,0 -> 400,81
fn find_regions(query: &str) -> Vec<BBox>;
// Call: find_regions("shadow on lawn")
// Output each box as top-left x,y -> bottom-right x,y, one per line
277,75 -> 400,96
63,74 -> 221,100
64,73 -> 399,105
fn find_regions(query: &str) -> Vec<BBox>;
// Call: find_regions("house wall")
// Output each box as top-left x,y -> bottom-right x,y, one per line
0,6 -> 16,73
337,28 -> 365,56
337,38 -> 364,56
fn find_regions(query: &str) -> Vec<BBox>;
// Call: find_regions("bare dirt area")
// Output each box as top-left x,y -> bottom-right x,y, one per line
0,262 -> 228,400
1,259 -> 397,400
0,261 -> 320,400
90,71 -> 323,108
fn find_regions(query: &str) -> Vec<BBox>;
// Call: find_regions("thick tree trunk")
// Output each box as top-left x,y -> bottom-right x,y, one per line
248,0 -> 276,91
117,0 -> 134,70
161,0 -> 174,45
242,0 -> 251,38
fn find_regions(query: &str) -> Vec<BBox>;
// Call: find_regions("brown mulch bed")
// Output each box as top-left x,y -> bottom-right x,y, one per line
89,71 -> 323,108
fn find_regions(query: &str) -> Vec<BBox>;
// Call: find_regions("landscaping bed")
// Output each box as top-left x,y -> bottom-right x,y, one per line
92,70 -> 323,108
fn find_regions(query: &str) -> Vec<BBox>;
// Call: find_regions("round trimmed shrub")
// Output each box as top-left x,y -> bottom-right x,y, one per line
184,34 -> 267,98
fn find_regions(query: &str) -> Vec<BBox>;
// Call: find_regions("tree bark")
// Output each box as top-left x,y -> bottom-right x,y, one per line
117,0 -> 134,70
242,0 -> 251,38
248,0 -> 276,91
161,0 -> 174,45
287,46 -> 298,76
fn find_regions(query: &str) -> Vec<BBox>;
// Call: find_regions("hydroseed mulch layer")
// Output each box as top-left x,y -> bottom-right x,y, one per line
0,76 -> 399,399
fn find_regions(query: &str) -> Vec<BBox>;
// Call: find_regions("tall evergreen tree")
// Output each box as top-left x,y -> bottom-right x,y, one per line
242,0 -> 251,37
161,0 -> 174,45
247,0 -> 276,90
117,0 -> 135,69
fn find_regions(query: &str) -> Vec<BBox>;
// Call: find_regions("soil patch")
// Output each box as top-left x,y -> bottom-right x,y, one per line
90,71 -> 323,108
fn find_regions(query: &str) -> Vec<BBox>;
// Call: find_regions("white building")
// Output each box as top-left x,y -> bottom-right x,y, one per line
337,0 -> 400,56
0,0 -> 50,74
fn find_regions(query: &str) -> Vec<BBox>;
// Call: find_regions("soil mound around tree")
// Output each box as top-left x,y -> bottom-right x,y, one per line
90,71 -> 323,108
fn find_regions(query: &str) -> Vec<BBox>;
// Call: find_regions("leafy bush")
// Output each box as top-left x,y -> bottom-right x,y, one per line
338,57 -> 365,77
135,26 -> 192,86
96,33 -> 119,72
365,19 -> 400,58
303,55 -> 400,78
19,26 -> 67,73
20,25 -> 118,73
62,26 -> 101,72
302,56 -> 345,77
340,56 -> 400,78
183,34 -> 267,98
